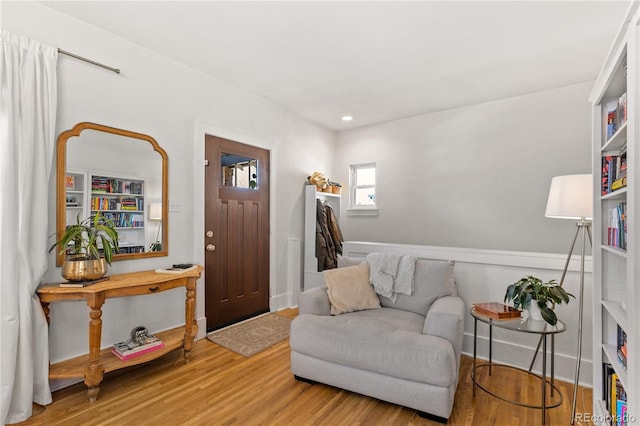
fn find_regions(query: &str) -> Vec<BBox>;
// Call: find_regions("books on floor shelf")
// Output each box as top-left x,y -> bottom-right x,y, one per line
111,332 -> 164,361
604,364 -> 627,426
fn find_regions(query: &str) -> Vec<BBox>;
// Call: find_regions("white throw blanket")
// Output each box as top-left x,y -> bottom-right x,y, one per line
366,253 -> 416,302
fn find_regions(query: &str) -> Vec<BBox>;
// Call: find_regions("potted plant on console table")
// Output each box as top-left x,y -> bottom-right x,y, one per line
504,275 -> 574,325
49,213 -> 120,282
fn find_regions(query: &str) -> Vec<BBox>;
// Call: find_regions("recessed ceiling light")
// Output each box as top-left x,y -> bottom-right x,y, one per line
341,115 -> 353,121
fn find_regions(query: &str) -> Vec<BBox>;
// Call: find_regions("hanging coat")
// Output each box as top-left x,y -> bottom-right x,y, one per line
325,203 -> 343,255
316,199 -> 337,271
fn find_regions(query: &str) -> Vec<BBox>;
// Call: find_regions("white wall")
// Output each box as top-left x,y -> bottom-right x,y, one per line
3,1 -> 335,373
335,82 -> 593,254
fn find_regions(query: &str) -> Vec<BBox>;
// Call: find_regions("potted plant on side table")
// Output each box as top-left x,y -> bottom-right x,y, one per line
504,275 -> 574,325
49,213 -> 120,282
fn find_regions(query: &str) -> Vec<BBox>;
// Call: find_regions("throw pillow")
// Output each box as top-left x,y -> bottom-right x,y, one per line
324,262 -> 380,315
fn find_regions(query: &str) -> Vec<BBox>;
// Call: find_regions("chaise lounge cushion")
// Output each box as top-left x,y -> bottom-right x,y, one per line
290,308 -> 457,387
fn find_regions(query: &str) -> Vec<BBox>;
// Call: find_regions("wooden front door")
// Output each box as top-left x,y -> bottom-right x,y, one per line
204,135 -> 270,331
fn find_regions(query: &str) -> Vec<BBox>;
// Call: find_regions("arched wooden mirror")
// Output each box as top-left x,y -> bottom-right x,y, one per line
56,122 -> 168,266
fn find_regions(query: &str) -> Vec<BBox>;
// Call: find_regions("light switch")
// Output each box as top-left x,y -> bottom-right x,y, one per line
169,199 -> 182,212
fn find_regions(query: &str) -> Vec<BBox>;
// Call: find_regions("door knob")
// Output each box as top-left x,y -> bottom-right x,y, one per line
206,244 -> 216,252
206,231 -> 213,238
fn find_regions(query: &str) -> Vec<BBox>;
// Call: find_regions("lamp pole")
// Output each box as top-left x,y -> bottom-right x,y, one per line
570,219 -> 592,425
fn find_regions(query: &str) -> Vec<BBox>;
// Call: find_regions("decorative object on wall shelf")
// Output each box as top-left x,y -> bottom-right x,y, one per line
307,171 -> 329,191
328,181 -> 342,194
48,213 -> 120,281
503,275 -> 573,326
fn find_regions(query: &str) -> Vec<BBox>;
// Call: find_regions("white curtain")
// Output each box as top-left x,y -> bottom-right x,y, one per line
0,30 -> 57,424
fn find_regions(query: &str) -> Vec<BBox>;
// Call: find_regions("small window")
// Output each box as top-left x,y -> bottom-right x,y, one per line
349,163 -> 376,212
221,153 -> 258,189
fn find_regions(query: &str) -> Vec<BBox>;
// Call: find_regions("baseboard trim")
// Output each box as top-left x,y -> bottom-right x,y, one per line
461,332 -> 592,388
270,292 -> 294,311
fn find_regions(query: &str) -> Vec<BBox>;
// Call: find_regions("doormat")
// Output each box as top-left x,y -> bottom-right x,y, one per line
206,313 -> 291,357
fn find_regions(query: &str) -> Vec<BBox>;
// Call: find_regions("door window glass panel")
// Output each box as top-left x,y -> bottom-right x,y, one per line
221,153 -> 258,189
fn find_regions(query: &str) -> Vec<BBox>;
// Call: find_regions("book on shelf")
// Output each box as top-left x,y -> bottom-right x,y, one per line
155,264 -> 198,274
618,92 -> 628,127
617,324 -> 627,369
59,277 -> 110,288
601,151 -> 627,195
603,363 -> 628,424
604,94 -> 627,141
607,202 -> 627,250
111,333 -> 164,361
611,177 -> 627,191
472,302 -> 521,319
606,102 -> 617,139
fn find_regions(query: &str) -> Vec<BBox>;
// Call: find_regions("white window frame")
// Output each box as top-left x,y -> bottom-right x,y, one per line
347,162 -> 378,216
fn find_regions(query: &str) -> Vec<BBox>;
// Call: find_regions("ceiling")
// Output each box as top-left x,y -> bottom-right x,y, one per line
42,1 -> 632,131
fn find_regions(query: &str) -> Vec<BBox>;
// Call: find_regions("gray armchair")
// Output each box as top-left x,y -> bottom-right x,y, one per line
290,258 -> 465,422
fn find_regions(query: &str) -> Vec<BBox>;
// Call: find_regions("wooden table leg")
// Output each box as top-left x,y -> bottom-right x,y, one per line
85,294 -> 105,402
183,277 -> 197,362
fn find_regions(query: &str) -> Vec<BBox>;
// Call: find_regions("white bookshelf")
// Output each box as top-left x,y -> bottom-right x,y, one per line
66,170 -> 149,254
590,3 -> 639,424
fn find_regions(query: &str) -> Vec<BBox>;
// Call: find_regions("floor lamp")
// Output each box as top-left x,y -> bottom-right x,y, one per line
148,203 -> 162,251
542,174 -> 593,425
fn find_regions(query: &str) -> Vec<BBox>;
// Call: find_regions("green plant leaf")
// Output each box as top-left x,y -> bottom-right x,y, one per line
49,213 -> 120,265
539,303 -> 558,325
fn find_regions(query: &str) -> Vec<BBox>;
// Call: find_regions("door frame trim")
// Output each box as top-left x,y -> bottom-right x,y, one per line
194,121 -> 277,339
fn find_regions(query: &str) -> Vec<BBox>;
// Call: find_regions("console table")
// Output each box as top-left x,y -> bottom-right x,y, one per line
470,308 -> 566,424
37,266 -> 202,402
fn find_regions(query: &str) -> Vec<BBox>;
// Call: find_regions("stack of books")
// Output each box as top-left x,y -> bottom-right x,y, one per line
111,332 -> 164,361
472,302 -> 521,320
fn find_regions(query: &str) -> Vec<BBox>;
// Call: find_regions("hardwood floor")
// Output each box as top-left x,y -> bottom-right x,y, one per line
17,308 -> 592,425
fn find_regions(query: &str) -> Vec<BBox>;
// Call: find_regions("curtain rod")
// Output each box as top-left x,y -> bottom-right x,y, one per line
58,48 -> 121,74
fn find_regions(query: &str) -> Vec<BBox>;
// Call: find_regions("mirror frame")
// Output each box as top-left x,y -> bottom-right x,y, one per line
56,122 -> 169,266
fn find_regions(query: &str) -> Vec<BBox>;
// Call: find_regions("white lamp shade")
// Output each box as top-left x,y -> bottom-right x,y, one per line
545,174 -> 593,220
149,203 -> 162,220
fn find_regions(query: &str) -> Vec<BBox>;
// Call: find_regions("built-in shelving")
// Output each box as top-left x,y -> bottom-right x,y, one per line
591,3 -> 639,424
